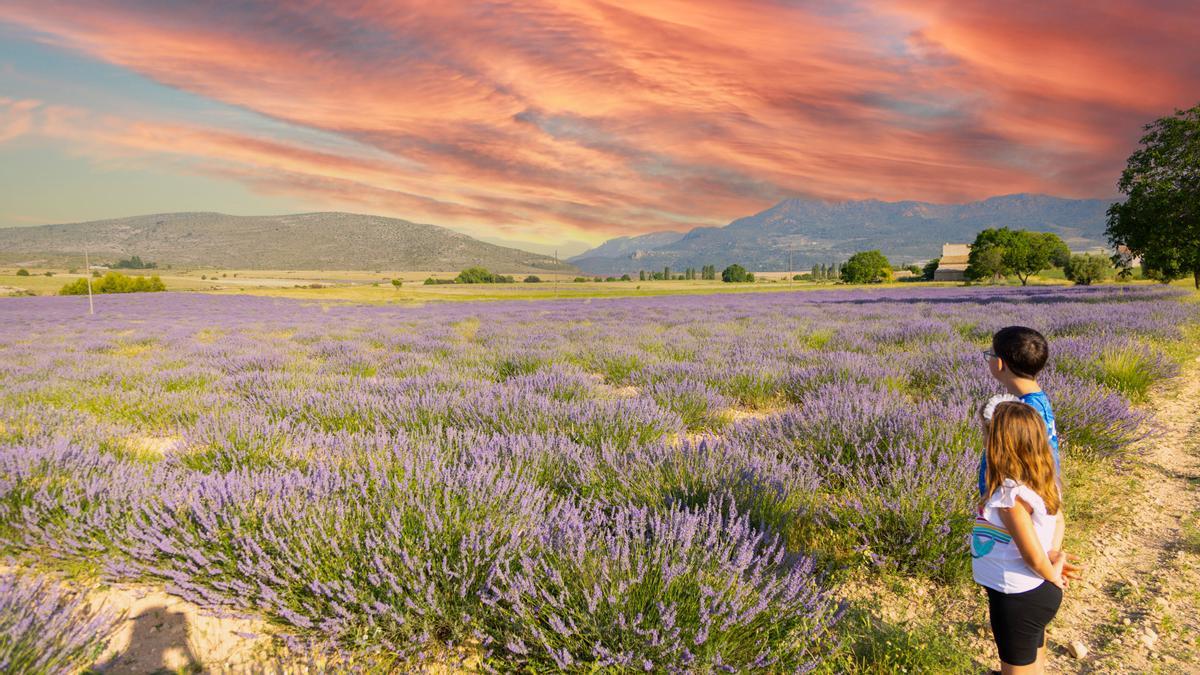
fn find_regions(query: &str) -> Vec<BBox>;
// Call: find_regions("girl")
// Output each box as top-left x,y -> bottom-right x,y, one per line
972,398 -> 1066,674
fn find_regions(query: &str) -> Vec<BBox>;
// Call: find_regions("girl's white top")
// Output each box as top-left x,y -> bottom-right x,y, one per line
970,479 -> 1057,594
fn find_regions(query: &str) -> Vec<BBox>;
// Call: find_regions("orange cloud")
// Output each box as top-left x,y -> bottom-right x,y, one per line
2,0 -> 1197,239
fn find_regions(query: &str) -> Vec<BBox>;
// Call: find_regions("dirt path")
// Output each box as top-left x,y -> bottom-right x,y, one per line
1046,354 -> 1200,672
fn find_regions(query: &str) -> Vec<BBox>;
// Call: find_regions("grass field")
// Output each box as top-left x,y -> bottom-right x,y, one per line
0,265 -> 1091,304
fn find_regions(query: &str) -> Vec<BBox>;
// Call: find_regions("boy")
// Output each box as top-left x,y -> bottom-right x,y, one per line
980,325 -> 1060,497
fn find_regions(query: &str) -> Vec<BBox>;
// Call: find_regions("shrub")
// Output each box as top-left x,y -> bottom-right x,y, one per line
645,379 -> 731,431
482,496 -> 842,672
523,275 -> 541,283
15,268 -> 29,276
59,272 -> 166,295
619,274 -> 631,281
43,271 -> 54,277
1064,253 -> 1112,286
391,279 -> 402,288
424,277 -> 455,285
573,277 -> 587,282
0,571 -> 121,673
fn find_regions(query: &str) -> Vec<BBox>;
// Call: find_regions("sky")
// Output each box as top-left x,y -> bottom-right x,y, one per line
1,1 -> 1198,248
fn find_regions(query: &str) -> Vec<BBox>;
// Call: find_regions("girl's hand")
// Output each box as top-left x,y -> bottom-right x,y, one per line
1049,550 -> 1083,582
1049,554 -> 1068,590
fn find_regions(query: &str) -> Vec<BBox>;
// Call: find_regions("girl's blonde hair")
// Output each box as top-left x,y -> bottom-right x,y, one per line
981,402 -> 1060,515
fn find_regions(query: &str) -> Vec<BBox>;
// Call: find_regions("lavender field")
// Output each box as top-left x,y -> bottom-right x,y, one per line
1,285 -> 1196,672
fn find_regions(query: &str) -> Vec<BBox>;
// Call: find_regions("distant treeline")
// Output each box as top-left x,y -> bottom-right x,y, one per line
111,255 -> 158,270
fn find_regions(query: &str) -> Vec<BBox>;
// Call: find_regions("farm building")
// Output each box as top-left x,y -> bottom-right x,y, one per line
934,243 -> 970,281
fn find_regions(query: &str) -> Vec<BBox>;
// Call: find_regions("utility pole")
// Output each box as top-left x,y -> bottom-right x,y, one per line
84,247 -> 94,315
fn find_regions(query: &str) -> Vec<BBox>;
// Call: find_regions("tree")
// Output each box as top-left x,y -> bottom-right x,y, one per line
922,258 -> 940,281
391,279 -> 403,289
721,264 -> 752,282
639,270 -> 646,281
523,275 -> 541,283
1063,254 -> 1112,286
663,266 -> 671,280
620,274 -> 631,281
456,266 -> 495,284
840,250 -> 892,284
966,228 -> 1069,285
1004,231 -> 1069,285
1106,103 -> 1200,288
15,268 -> 29,276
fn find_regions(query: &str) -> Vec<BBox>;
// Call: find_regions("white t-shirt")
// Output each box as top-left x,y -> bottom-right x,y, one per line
971,479 -> 1057,593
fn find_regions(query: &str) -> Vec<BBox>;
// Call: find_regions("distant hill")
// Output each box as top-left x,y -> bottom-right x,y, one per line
567,231 -> 686,263
0,212 -> 577,273
569,194 -> 1114,274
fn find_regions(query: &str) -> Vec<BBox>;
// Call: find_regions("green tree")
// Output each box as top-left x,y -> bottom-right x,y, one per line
922,258 -> 940,281
1005,231 -> 1069,285
1106,103 -> 1200,288
455,266 -> 495,284
391,278 -> 403,289
620,274 -> 631,281
721,264 -> 752,283
840,250 -> 892,284
523,275 -> 541,283
663,266 -> 671,280
15,268 -> 29,276
966,228 -> 1069,285
1063,254 -> 1112,286
639,270 -> 646,281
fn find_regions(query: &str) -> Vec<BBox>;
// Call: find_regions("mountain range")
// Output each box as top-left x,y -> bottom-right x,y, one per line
0,212 -> 576,273
568,194 -> 1114,274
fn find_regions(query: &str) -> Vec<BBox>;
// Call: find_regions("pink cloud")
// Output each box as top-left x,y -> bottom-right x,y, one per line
2,0 -> 1197,238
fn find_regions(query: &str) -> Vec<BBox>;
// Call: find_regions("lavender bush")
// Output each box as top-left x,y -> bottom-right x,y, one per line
482,496 -> 842,673
0,284 -> 1195,668
0,571 -> 120,674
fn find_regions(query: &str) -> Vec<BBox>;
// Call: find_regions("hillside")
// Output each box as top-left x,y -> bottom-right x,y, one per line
570,193 -> 1114,274
0,212 -> 577,273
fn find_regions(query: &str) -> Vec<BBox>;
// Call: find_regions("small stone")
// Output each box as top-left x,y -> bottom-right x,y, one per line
1122,617 -> 1131,626
1067,640 -> 1089,659
1141,629 -> 1158,650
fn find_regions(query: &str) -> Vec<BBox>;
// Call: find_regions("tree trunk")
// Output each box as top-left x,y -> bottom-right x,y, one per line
1019,273 -> 1029,286
1194,268 -> 1199,289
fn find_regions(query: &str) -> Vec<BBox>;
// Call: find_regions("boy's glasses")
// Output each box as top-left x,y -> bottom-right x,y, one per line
982,349 -> 998,360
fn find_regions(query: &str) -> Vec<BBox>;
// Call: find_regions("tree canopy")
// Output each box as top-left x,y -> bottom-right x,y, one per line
721,264 -> 754,283
840,250 -> 891,284
1106,103 -> 1200,288
966,228 -> 1069,285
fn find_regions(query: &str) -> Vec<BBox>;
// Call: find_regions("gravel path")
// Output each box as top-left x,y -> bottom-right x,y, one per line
1046,353 -> 1200,672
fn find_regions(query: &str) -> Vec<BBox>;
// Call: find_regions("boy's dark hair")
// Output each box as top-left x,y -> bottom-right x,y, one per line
993,326 -> 1048,379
